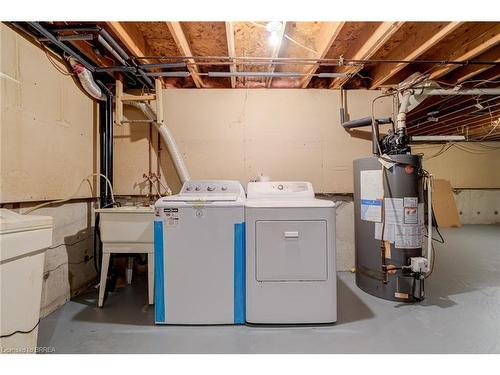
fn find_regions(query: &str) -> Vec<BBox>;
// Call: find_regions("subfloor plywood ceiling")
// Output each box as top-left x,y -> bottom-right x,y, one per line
9,21 -> 500,140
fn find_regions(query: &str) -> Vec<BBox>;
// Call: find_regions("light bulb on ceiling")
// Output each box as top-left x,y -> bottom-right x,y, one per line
266,21 -> 282,33
269,31 -> 280,46
266,21 -> 283,47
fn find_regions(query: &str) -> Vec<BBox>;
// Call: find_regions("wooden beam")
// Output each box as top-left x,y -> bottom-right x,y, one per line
428,24 -> 500,80
115,79 -> 123,126
166,22 -> 203,88
369,22 -> 464,89
121,94 -> 156,101
412,98 -> 500,135
329,22 -> 405,89
106,22 -> 148,58
266,22 -> 287,88
225,22 -> 237,88
299,22 -> 345,88
155,78 -> 164,125
104,22 -> 169,88
440,48 -> 500,85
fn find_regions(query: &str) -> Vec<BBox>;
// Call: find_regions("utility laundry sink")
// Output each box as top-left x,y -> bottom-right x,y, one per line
96,206 -> 154,243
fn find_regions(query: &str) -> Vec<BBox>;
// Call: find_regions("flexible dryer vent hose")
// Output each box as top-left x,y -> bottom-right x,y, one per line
126,101 -> 191,184
69,58 -> 106,101
68,58 -> 190,184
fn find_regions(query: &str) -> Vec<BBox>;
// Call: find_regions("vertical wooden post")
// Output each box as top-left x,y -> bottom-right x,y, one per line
155,78 -> 163,125
115,80 -> 123,126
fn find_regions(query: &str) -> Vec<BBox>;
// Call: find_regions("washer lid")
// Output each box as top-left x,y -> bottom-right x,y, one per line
161,194 -> 240,202
0,208 -> 53,235
156,180 -> 246,207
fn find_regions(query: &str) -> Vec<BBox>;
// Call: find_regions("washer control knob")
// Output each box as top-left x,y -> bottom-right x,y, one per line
277,184 -> 284,190
221,186 -> 227,191
195,186 -> 201,191
185,186 -> 192,191
207,186 -> 215,191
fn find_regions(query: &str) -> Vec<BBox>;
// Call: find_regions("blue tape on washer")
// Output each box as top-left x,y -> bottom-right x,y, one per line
233,222 -> 246,324
360,199 -> 382,206
154,219 -> 166,324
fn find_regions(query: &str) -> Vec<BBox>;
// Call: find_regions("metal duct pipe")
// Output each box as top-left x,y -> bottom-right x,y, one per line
410,135 -> 466,142
95,66 -> 137,73
97,35 -> 128,66
372,120 -> 381,155
146,72 -> 191,77
126,102 -> 191,184
341,116 -> 392,129
139,62 -> 188,69
97,28 -> 130,62
39,33 -> 95,42
28,22 -> 96,72
96,28 -> 154,89
208,71 -> 305,78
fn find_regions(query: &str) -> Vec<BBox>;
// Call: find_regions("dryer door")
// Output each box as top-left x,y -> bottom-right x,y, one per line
255,220 -> 328,281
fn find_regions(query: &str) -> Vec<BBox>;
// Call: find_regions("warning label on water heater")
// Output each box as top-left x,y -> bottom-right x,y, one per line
360,170 -> 383,222
374,197 -> 424,249
403,197 -> 418,224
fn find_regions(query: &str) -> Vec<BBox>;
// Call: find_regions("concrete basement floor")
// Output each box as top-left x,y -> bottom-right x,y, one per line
38,225 -> 500,354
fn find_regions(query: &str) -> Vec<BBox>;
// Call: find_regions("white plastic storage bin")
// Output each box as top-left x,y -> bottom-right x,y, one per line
0,209 -> 53,353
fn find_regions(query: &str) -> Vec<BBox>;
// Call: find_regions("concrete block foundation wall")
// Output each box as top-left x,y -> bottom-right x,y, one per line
454,190 -> 500,225
1,200 -> 97,317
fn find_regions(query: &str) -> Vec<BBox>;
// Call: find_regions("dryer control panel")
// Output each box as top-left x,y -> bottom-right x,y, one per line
180,180 -> 245,196
247,181 -> 314,200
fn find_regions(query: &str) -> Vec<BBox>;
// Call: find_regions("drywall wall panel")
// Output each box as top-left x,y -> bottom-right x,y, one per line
117,89 -> 393,194
0,24 -> 97,203
113,120 -> 152,196
413,143 -> 500,188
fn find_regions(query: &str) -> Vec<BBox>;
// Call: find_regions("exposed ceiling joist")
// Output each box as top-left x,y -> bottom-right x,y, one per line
106,22 -> 148,59
299,22 -> 345,89
225,22 -> 236,88
441,49 -> 500,85
369,22 -> 464,89
166,21 -> 204,88
410,97 -> 500,135
330,22 -> 404,89
266,22 -> 287,88
104,22 -> 158,84
428,24 -> 500,80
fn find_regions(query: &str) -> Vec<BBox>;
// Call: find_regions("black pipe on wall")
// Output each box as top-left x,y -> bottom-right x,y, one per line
97,81 -> 114,207
341,116 -> 392,129
98,100 -> 108,208
95,84 -> 114,273
105,93 -> 114,206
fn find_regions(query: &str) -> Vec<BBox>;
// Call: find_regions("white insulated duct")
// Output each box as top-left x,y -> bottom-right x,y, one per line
69,58 -> 105,101
68,59 -> 190,184
396,90 -> 412,131
126,101 -> 191,184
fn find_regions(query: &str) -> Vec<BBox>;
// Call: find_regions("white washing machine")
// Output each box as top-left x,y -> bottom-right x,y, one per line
245,181 -> 337,324
154,180 -> 246,325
